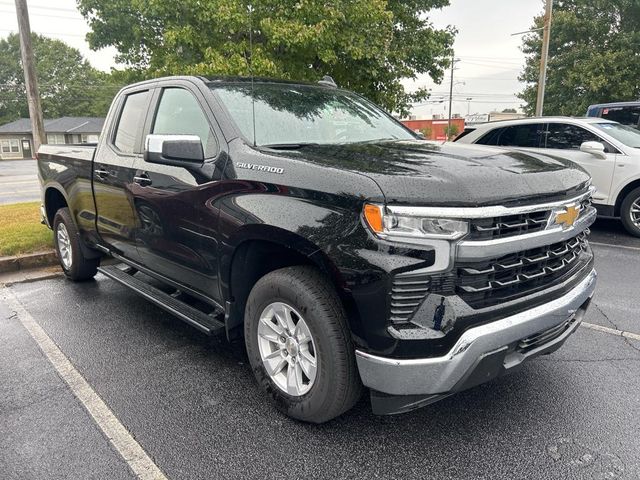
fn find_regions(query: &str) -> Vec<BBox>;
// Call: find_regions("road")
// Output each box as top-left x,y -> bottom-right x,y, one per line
0,159 -> 39,205
1,222 -> 639,479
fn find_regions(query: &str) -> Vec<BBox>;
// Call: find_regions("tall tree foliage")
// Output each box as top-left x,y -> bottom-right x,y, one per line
519,0 -> 640,116
0,33 -> 120,124
77,0 -> 455,116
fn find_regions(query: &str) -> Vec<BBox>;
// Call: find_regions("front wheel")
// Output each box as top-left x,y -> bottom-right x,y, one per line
620,187 -> 640,238
53,207 -> 99,281
244,266 -> 362,423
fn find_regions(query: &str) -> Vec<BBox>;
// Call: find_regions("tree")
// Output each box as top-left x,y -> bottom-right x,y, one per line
77,0 -> 455,116
0,33 -> 121,124
518,0 -> 640,116
502,108 -> 517,113
444,123 -> 458,140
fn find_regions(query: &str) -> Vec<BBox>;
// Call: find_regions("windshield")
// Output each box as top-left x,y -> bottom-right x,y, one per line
593,122 -> 640,148
210,83 -> 415,146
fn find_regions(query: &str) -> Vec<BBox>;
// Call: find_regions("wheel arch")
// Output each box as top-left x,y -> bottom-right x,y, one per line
221,225 -> 359,339
44,185 -> 70,227
614,177 -> 640,216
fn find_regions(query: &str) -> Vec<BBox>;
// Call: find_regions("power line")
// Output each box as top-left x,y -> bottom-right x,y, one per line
0,1 -> 79,13
0,28 -> 88,38
457,55 -> 524,61
0,8 -> 85,21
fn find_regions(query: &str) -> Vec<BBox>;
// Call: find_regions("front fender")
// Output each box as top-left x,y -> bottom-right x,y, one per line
218,192 -> 369,291
216,190 -> 384,341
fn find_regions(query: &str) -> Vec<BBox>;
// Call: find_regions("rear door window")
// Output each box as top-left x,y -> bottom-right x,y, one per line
475,127 -> 505,145
495,124 -> 543,148
113,90 -> 150,153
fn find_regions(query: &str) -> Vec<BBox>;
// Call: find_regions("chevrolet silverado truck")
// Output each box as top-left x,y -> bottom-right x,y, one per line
38,76 -> 598,423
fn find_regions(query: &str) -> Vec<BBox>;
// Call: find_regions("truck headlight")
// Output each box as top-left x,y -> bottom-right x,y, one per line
363,203 -> 469,244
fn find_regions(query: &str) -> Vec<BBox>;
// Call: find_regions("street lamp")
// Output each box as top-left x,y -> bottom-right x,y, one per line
466,97 -> 473,115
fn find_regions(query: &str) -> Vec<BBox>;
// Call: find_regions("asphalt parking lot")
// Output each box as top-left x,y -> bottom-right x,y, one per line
1,220 -> 639,480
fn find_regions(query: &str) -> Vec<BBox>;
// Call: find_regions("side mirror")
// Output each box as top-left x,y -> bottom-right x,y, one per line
144,134 -> 204,167
579,141 -> 607,159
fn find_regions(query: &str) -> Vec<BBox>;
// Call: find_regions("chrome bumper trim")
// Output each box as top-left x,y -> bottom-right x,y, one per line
456,207 -> 596,262
355,268 -> 597,396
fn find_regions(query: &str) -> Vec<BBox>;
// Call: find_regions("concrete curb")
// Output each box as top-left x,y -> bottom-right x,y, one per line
0,251 -> 58,274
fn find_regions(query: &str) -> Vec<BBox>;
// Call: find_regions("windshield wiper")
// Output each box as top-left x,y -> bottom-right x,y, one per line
261,142 -> 320,150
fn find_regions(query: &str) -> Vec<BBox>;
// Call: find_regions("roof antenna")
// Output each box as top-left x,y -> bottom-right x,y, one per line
248,3 -> 257,147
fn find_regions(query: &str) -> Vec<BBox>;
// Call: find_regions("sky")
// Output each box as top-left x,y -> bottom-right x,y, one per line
406,0 -> 544,118
0,0 -> 544,117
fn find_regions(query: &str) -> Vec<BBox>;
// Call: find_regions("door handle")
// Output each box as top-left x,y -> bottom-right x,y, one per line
134,174 -> 152,186
94,168 -> 109,178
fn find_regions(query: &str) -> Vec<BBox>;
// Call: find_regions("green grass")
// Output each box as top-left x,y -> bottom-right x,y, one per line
0,202 -> 53,256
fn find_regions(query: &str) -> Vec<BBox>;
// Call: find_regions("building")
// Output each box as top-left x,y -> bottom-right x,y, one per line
486,111 -> 526,122
0,117 -> 104,160
401,118 -> 466,141
464,111 -> 527,126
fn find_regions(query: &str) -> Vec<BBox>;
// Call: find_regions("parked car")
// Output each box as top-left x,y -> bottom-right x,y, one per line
456,117 -> 640,237
38,76 -> 597,423
587,101 -> 640,129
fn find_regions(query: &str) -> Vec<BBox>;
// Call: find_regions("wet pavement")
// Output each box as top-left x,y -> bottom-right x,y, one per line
1,221 -> 639,480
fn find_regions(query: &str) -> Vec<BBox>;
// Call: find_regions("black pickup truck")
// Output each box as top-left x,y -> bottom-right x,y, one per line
38,76 -> 597,423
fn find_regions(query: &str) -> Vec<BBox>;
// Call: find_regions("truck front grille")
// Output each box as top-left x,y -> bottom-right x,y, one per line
468,197 -> 592,241
455,232 -> 592,309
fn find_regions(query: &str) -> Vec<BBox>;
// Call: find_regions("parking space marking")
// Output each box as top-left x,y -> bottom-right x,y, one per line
3,289 -> 168,480
590,241 -> 640,252
582,322 -> 640,341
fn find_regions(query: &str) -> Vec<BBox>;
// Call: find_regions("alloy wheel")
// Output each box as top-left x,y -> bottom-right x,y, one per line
56,222 -> 73,269
630,196 -> 640,228
257,302 -> 318,396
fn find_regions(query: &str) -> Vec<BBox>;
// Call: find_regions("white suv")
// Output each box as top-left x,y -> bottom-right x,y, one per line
456,117 -> 640,237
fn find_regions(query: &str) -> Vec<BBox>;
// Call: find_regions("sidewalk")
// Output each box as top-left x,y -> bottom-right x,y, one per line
0,265 -> 61,286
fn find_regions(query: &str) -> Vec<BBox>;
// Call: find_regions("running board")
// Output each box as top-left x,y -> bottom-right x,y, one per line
97,265 -> 225,336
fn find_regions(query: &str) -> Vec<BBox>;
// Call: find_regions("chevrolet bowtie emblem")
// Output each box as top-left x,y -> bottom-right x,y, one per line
554,205 -> 580,228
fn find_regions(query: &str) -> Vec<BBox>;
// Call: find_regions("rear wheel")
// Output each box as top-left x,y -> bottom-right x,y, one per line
53,207 -> 99,281
620,187 -> 640,238
244,266 -> 362,423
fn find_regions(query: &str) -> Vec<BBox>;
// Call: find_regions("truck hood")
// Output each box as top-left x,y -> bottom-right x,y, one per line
283,140 -> 591,206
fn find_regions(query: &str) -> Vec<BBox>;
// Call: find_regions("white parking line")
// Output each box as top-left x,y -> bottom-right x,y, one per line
590,241 -> 640,252
3,290 -> 168,480
582,322 -> 640,341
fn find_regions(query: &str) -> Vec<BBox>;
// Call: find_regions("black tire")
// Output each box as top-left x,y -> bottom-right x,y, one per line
53,207 -> 99,281
244,266 -> 363,423
620,187 -> 640,238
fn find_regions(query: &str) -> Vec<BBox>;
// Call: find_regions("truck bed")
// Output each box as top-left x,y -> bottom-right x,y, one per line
38,144 -> 96,162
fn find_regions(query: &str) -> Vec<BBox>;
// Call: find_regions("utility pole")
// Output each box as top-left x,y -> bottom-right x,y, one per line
447,54 -> 458,141
535,0 -> 553,116
466,97 -> 473,116
15,0 -> 46,153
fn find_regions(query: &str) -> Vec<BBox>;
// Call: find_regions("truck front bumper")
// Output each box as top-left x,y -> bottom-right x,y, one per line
356,268 -> 597,415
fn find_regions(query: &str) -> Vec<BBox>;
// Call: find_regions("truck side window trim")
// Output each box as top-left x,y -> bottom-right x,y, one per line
149,87 -> 220,160
111,89 -> 151,156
